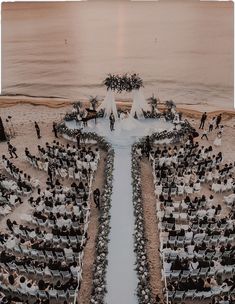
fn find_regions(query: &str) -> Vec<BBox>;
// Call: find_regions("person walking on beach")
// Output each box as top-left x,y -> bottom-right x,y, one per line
7,141 -> 18,158
93,188 -> 101,209
34,122 -> 41,139
208,117 -> 216,132
201,129 -> 209,140
52,122 -> 58,138
109,113 -> 115,131
215,114 -> 222,129
199,112 -> 207,129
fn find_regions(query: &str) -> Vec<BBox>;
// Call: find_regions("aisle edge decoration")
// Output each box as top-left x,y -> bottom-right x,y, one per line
90,145 -> 114,304
132,143 -> 154,304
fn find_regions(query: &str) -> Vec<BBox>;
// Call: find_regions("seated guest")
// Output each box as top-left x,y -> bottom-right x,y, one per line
38,279 -> 49,291
224,190 -> 235,205
70,262 -> 80,277
194,180 -> 201,192
190,257 -> 199,270
167,213 -> 175,224
204,277 -> 212,291
196,277 -> 205,291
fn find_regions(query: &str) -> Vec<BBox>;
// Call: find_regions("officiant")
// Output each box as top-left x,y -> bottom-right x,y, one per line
144,135 -> 152,157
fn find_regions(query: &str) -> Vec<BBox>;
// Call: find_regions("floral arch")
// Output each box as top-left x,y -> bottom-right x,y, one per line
97,73 -> 150,119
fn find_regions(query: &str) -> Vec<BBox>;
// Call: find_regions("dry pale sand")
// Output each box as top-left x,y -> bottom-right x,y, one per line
140,160 -> 165,301
0,95 -> 235,117
0,98 -> 234,304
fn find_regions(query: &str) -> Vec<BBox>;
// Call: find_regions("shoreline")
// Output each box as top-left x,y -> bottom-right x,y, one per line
0,95 -> 234,120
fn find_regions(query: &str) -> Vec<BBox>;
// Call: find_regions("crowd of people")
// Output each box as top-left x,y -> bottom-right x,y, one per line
149,138 -> 235,302
0,174 -> 23,216
24,140 -> 100,183
0,158 -> 40,217
0,138 -> 100,302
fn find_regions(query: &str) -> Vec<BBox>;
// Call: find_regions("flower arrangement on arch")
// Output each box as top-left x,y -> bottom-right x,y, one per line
103,73 -> 144,92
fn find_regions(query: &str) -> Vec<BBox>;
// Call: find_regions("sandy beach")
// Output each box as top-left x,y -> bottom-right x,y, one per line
1,94 -> 235,116
1,0 -> 234,302
0,98 -> 234,304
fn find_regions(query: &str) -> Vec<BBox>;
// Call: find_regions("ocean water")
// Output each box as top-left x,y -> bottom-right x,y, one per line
2,1 -> 234,109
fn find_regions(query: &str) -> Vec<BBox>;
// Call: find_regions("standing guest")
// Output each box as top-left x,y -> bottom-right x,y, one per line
155,294 -> 161,303
93,188 -> 101,209
208,117 -> 216,132
7,141 -> 18,158
145,135 -> 152,157
6,219 -> 16,232
52,122 -> 58,138
48,164 -> 54,184
109,113 -> 115,131
76,130 -> 81,149
215,114 -> 222,129
201,130 -> 209,141
199,112 -> 207,129
82,109 -> 88,127
34,122 -> 41,139
188,134 -> 194,145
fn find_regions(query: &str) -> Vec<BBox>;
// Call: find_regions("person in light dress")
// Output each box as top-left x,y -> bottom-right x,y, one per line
119,111 -> 126,120
173,113 -> 180,124
227,175 -> 234,190
214,131 -> 222,147
224,190 -> 235,205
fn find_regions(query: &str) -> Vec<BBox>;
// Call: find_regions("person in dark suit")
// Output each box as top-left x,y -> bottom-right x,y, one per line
93,188 -> 101,209
52,122 -> 58,138
215,114 -> 222,129
199,112 -> 207,129
76,129 -> 82,149
109,113 -> 115,131
144,136 -> 152,157
7,142 -> 18,158
34,122 -> 41,139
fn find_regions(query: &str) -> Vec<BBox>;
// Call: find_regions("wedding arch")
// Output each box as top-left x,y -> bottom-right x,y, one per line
97,73 -> 150,119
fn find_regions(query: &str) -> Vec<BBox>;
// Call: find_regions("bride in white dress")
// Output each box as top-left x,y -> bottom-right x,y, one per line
119,111 -> 126,120
118,112 -> 142,131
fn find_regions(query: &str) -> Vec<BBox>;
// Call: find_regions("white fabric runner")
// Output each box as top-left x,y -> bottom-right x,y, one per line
106,146 -> 137,304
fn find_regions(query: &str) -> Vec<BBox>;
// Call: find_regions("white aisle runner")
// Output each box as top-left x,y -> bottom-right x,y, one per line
106,146 -> 137,304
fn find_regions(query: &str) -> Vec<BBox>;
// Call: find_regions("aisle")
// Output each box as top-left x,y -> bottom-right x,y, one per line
65,117 -> 174,303
105,146 -> 137,304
